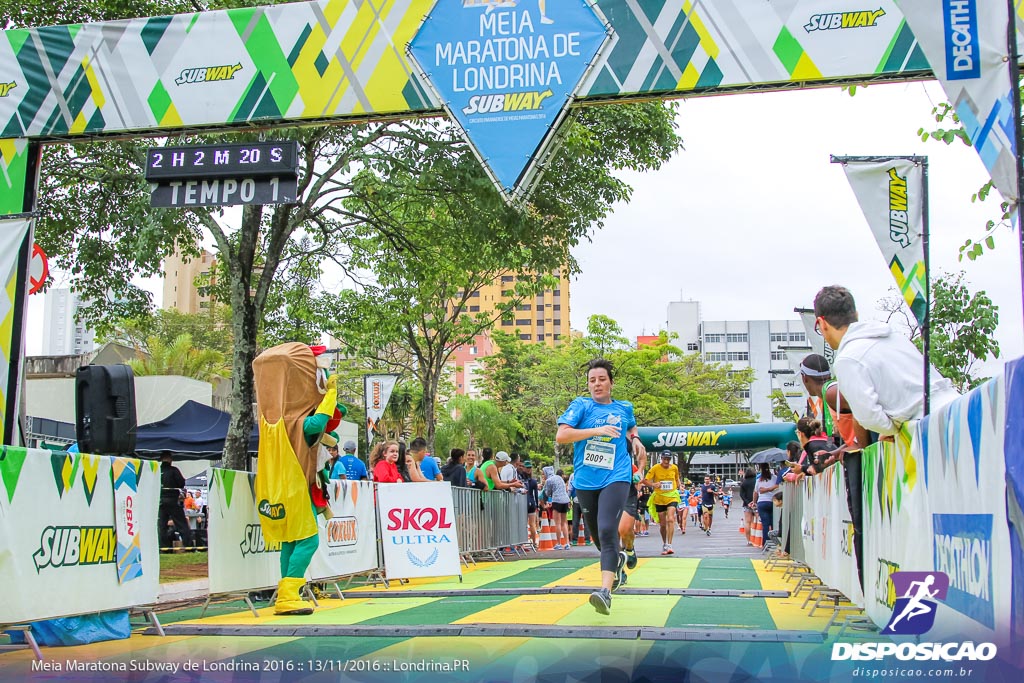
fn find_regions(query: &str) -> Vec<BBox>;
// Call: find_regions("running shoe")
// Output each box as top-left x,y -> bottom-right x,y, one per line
612,551 -> 628,591
661,544 -> 671,556
666,546 -> 675,555
706,529 -> 711,537
624,547 -> 638,570
589,588 -> 612,615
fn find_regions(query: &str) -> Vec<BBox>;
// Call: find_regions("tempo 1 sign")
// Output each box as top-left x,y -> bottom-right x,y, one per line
145,140 -> 299,207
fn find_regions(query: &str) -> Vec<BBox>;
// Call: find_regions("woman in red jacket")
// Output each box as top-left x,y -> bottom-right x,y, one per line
371,441 -> 403,483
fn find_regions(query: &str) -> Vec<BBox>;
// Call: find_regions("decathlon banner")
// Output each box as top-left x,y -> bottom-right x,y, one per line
800,462 -> 864,606
0,448 -> 159,624
307,479 -> 378,580
838,157 -> 928,324
897,0 -> 1018,211
364,374 -> 399,444
860,376 -> 1014,646
377,482 -> 461,580
207,468 -> 281,595
111,457 -> 144,584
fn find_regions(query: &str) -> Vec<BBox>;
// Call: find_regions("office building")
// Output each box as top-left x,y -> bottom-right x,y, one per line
41,288 -> 95,356
163,248 -> 217,313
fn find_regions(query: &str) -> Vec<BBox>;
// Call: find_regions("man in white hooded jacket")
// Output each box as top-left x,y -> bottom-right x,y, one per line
813,285 -> 959,437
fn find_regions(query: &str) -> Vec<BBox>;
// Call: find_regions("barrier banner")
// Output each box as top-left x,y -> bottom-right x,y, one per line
1004,358 -> 1024,660
801,462 -> 864,605
897,0 -> 1018,210
111,457 -> 144,584
781,481 -> 805,563
308,480 -> 378,580
0,447 -> 159,624
914,377 -> 1011,644
839,157 -> 928,323
207,468 -> 281,595
377,482 -> 461,580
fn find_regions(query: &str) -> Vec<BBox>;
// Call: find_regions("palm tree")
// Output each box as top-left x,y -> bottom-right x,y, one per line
128,333 -> 229,384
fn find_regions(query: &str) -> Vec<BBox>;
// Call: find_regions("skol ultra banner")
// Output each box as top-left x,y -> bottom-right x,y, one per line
308,479 -> 378,580
839,157 -> 928,324
0,447 -> 159,624
364,373 -> 398,444
377,481 -> 461,580
800,462 -> 864,605
207,468 -> 281,595
897,0 -> 1018,211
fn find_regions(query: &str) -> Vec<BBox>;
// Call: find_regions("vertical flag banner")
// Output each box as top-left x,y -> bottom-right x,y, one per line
839,158 -> 928,323
796,309 -> 836,366
0,218 -> 31,443
364,374 -> 399,444
111,457 -> 144,584
896,0 -> 1018,211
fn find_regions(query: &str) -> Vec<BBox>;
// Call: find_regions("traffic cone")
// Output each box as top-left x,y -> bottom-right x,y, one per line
751,517 -> 763,548
576,517 -> 587,546
538,511 -> 556,551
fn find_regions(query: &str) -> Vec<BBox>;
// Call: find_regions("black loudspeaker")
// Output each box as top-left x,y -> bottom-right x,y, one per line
75,364 -> 137,455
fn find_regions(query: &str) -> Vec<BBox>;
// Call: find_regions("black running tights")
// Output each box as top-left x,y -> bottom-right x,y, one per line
576,481 -> 630,572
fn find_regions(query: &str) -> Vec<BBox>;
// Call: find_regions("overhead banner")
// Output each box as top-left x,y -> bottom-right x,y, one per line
308,479 -> 378,580
364,374 -> 399,444
801,461 -> 864,606
377,482 -> 461,580
408,0 -> 611,200
0,448 -> 159,624
838,157 -> 928,324
897,0 -> 1018,212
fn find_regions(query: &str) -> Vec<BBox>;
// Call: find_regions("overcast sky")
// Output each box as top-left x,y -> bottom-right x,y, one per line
570,81 -> 1024,374
28,80 -> 1024,375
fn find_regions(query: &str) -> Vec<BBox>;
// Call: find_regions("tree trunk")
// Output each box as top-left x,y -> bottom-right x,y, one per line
422,370 -> 437,453
223,299 -> 259,471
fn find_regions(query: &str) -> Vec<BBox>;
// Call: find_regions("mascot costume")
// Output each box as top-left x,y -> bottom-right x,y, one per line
253,343 -> 346,615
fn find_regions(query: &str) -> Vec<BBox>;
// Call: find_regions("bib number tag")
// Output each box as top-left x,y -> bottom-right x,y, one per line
659,480 -> 674,491
583,439 -> 615,471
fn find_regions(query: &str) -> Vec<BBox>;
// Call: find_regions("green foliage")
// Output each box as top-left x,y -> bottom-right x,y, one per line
480,319 -> 755,460
127,333 -> 229,382
102,306 -> 234,356
432,396 -> 520,458
769,389 -> 799,422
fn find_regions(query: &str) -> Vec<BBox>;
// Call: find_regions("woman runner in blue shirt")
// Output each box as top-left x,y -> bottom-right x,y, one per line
556,358 -> 647,614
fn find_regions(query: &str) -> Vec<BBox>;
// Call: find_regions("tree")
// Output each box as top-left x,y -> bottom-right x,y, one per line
127,333 -> 228,383
335,104 -> 681,450
102,306 -> 234,356
878,271 -> 1000,392
433,396 -> 520,457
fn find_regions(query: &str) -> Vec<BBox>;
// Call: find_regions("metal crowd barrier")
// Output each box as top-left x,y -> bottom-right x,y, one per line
451,486 -> 530,562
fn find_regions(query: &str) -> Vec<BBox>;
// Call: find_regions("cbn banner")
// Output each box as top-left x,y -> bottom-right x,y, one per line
839,157 -> 927,324
0,448 -> 159,624
897,0 -> 1018,210
364,374 -> 398,444
860,376 -> 1013,645
800,462 -> 864,606
308,479 -> 378,580
377,482 -> 461,580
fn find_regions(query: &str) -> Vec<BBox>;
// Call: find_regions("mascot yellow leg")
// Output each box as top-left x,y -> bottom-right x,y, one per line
274,577 -> 314,616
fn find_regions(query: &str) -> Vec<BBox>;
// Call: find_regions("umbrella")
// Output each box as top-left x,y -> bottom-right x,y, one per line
749,447 -> 788,464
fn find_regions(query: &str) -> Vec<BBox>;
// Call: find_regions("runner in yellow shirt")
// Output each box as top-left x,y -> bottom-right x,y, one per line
641,451 -> 682,555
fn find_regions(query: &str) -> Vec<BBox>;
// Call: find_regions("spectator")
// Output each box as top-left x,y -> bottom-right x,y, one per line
441,449 -> 469,487
794,417 -> 832,476
782,440 -> 804,483
813,285 -> 959,436
158,455 -> 193,551
739,466 -> 756,546
521,460 -> 540,547
484,452 -> 523,492
540,466 -> 571,549
408,437 -> 441,482
755,462 -> 779,540
332,439 -> 369,481
371,441 -> 403,483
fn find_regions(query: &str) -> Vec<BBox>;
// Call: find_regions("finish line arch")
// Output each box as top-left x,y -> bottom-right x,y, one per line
0,0 -> 1019,442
